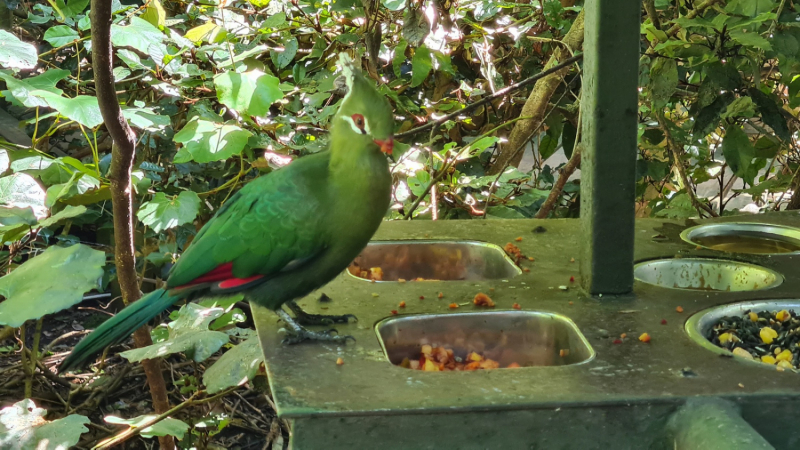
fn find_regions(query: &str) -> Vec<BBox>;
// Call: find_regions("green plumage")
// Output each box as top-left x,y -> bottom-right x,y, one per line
60,54 -> 393,372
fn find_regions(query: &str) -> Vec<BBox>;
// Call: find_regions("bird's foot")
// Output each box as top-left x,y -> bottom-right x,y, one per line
277,309 -> 356,345
286,300 -> 358,326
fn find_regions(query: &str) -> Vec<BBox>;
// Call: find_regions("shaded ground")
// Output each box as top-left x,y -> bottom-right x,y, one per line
0,299 -> 288,449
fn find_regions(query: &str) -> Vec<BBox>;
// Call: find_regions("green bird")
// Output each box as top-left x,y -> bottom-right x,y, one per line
59,53 -> 394,372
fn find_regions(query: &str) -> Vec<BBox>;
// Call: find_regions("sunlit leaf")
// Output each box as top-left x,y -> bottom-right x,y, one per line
729,29 -> 772,50
722,125 -> 755,182
43,25 -> 80,47
0,173 -> 47,220
120,304 -> 230,363
174,117 -> 252,163
0,399 -> 89,450
403,7 -> 430,46
105,415 -> 189,440
184,21 -> 221,44
214,70 -> 283,117
0,244 -> 105,327
0,69 -> 69,108
0,31 -> 37,70
111,16 -> 164,53
29,91 -> 104,128
141,0 -> 167,28
137,191 -> 201,233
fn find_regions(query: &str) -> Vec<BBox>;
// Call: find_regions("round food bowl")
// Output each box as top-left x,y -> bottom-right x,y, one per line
680,222 -> 800,254
634,258 -> 782,291
686,300 -> 800,370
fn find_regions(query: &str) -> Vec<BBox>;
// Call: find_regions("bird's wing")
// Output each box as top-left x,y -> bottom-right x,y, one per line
165,153 -> 330,289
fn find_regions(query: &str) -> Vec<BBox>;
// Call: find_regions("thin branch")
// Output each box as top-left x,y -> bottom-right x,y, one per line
91,1 -> 174,448
656,112 -> 719,217
535,145 -> 582,218
394,54 -> 584,140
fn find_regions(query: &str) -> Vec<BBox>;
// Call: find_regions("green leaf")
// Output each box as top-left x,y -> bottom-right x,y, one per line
245,0 -> 271,6
111,16 -> 164,53
121,107 -> 171,132
272,37 -> 298,69
725,0 -> 774,17
203,334 -> 263,393
407,170 -> 431,197
0,207 -> 37,227
729,29 -> 772,51
184,21 -> 222,44
0,69 -> 70,108
486,206 -> 526,219
539,135 -> 559,160
411,45 -> 432,87
403,7 -> 430,46
649,57 -> 678,109
45,172 -> 99,207
120,304 -> 230,363
29,91 -> 103,128
0,31 -> 38,70
703,61 -> 742,91
214,70 -> 283,117
141,0 -> 167,28
692,93 -> 734,137
56,0 -> 90,18
0,173 -> 47,220
393,39 -> 408,78
0,244 -> 105,327
105,415 -> 189,440
174,117 -> 252,163
722,125 -> 755,181
43,25 -> 80,47
137,191 -> 200,233
0,150 -> 8,173
383,0 -> 406,10
38,205 -> 87,228
654,193 -> 697,218
720,96 -> 756,119
748,88 -> 791,141
0,399 -> 89,450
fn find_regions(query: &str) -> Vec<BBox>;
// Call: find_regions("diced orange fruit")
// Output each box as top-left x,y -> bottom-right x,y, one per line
515,237 -> 523,242
336,357 -> 344,365
449,303 -> 459,309
369,267 -> 384,281
507,362 -> 521,368
512,303 -> 521,310
676,306 -> 684,313
399,301 -> 406,308
473,293 -> 495,307
639,333 -> 651,343
438,292 -> 444,299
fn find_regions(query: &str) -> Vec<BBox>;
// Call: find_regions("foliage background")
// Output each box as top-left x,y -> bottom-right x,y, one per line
0,0 -> 798,447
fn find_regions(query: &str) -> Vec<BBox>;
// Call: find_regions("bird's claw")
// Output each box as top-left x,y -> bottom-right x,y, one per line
281,328 -> 355,345
285,300 -> 358,325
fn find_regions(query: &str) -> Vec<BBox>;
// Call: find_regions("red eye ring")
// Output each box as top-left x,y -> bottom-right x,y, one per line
351,113 -> 365,128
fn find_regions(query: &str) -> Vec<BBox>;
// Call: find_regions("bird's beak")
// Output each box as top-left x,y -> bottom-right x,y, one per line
373,136 -> 394,155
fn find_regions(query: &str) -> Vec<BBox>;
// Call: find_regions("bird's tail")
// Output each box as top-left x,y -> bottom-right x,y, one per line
59,289 -> 178,372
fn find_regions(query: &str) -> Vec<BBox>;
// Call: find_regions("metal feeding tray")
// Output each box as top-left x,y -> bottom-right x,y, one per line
686,300 -> 800,366
681,222 -> 800,254
348,240 -> 521,282
634,257 -> 782,292
375,311 -> 594,368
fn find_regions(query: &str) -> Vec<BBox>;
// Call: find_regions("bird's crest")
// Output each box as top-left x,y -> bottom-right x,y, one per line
337,52 -> 360,102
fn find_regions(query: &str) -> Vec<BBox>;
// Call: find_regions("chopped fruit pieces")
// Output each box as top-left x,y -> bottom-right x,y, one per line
523,268 -> 530,272
749,312 -> 759,322
613,339 -> 623,344
568,301 -> 574,305
559,349 -> 570,357
372,293 -> 379,297
398,278 -> 407,283
528,256 -> 535,261
676,306 -> 684,313
336,357 -> 344,365
569,276 -> 575,283
507,362 -> 521,368
512,303 -> 521,310
638,333 -> 651,343
391,310 -> 398,315
369,267 -> 384,281
438,292 -> 444,299
515,237 -> 523,242
419,295 -> 425,300
403,345 -> 519,371
776,310 -> 791,322
620,333 -> 627,339
660,319 -> 668,325
449,303 -> 459,309
569,258 -> 575,263
760,327 -> 778,344
473,293 -> 495,307
398,301 -> 406,308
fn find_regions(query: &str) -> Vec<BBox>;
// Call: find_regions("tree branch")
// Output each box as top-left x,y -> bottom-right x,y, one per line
394,54 -> 584,140
90,2 -> 174,449
535,145 -> 582,218
486,9 -> 585,174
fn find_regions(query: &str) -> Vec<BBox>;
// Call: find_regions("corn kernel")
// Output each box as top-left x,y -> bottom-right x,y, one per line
776,310 -> 791,322
749,312 -> 758,322
718,332 -> 736,344
777,360 -> 793,369
732,347 -> 753,359
761,355 -> 777,364
760,327 -> 778,344
776,349 -> 793,362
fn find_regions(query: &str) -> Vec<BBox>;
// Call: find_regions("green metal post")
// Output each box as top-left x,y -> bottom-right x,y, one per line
579,0 -> 640,295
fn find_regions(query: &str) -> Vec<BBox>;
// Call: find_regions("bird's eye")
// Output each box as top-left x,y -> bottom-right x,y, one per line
351,114 -> 365,129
